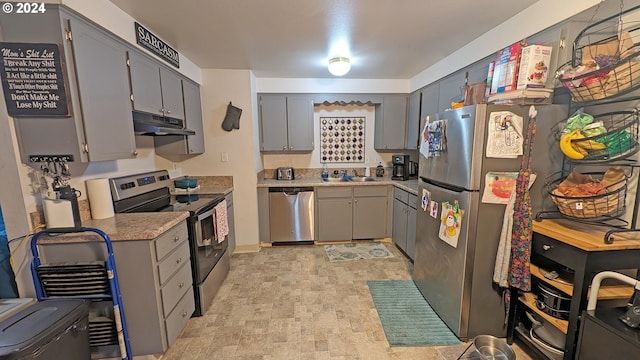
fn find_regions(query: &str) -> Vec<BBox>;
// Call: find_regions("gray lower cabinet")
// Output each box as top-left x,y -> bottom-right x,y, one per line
316,187 -> 353,241
154,79 -> 205,156
0,6 -> 137,162
374,94 -> 408,150
129,50 -> 185,120
392,187 -> 417,260
225,192 -> 236,254
352,186 -> 388,239
37,221 -> 193,356
258,94 -> 314,152
316,186 -> 387,241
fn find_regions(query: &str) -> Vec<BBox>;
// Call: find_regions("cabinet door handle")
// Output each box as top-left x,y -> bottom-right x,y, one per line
289,146 -> 293,150
178,282 -> 185,289
182,311 -> 188,317
166,109 -> 171,114
132,150 -> 138,156
542,244 -> 553,251
282,146 -> 287,150
174,235 -> 180,242
176,257 -> 182,264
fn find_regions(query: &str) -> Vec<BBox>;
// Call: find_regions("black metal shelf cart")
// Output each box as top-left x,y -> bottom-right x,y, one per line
30,227 -> 133,360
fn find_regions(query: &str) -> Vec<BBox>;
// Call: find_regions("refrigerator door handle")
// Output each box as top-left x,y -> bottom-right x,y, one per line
420,177 -> 467,193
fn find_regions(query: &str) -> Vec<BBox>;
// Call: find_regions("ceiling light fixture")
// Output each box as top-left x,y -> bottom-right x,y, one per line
328,57 -> 351,76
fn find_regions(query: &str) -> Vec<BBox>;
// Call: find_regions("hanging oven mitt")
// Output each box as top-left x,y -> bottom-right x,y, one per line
222,102 -> 242,131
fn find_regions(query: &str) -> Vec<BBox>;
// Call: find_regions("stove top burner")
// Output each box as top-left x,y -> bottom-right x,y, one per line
167,193 -> 225,214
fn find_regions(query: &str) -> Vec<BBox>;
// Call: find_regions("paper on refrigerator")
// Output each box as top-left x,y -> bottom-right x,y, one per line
420,120 -> 447,158
485,111 -> 523,158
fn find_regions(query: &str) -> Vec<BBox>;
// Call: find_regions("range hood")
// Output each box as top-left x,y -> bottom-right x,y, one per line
133,111 -> 195,136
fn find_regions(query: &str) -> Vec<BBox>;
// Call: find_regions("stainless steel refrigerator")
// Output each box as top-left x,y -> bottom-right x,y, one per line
413,103 -> 568,340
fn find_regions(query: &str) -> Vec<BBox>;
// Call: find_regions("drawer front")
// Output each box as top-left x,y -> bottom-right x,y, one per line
165,287 -> 195,346
316,187 -> 352,198
155,221 -> 188,262
160,262 -> 192,315
158,241 -> 190,285
532,235 -> 580,265
354,185 -> 387,197
408,193 -> 418,209
393,187 -> 409,203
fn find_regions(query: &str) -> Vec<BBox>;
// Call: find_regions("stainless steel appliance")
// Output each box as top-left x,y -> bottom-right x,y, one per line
268,187 -> 314,244
413,104 -> 567,339
109,170 -> 228,317
408,161 -> 418,178
392,155 -> 410,180
275,167 -> 295,180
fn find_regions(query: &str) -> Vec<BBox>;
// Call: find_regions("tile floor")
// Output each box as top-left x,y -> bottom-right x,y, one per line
162,242 -> 534,360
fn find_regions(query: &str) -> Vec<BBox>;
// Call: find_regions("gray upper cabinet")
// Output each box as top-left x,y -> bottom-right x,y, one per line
159,67 -> 185,120
129,51 -> 185,120
374,94 -> 408,150
420,83 -> 439,119
0,6 -> 136,162
154,79 -> 205,156
259,94 -> 314,152
66,14 -> 136,161
437,71 -> 465,112
405,90 -> 421,150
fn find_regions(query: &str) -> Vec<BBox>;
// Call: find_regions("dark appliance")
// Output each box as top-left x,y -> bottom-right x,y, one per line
391,155 -> 410,180
408,161 -> 418,178
275,167 -> 295,180
109,170 -> 229,317
0,299 -> 90,360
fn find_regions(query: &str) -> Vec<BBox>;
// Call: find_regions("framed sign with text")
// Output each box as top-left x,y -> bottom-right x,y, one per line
0,42 -> 70,117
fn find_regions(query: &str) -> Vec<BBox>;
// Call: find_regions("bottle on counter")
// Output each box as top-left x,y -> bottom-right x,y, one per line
365,166 -> 371,177
375,162 -> 384,177
322,163 -> 329,179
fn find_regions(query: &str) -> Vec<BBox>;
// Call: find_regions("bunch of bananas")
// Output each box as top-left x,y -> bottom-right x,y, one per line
559,129 -> 606,159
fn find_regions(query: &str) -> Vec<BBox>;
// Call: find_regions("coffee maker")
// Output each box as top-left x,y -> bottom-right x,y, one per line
391,155 -> 410,181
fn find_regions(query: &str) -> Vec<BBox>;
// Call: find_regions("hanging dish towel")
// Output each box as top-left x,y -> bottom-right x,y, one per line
508,105 -> 538,292
214,199 -> 229,243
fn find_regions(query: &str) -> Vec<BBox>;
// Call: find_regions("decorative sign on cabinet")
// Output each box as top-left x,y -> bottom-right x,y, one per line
0,42 -> 70,116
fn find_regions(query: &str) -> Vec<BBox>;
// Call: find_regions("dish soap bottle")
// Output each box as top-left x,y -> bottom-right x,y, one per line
375,162 -> 384,177
322,163 -> 329,179
364,166 -> 371,177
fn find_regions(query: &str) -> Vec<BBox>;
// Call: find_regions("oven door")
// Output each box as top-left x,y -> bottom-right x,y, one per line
193,206 -> 227,284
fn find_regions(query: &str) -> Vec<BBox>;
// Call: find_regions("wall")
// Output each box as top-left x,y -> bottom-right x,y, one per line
61,0 -> 202,83
262,104 -> 414,173
155,69 -> 261,253
410,0 -> 603,91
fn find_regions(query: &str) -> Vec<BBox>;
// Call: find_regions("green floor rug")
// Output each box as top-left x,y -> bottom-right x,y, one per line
368,280 -> 460,347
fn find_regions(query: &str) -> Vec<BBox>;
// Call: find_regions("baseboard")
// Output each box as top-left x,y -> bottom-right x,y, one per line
233,243 -> 261,253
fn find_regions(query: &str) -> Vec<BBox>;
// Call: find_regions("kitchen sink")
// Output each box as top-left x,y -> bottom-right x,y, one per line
348,176 -> 376,182
322,177 -> 348,182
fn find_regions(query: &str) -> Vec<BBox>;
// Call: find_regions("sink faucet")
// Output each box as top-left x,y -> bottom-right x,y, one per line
353,169 -> 360,177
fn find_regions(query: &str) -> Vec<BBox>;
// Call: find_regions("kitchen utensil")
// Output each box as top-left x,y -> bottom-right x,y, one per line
276,167 -> 295,180
174,176 -> 197,189
473,335 -> 516,360
536,282 -> 572,319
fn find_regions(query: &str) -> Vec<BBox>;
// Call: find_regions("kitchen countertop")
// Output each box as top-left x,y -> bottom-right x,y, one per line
171,185 -> 234,196
35,212 -> 190,244
258,177 -> 418,195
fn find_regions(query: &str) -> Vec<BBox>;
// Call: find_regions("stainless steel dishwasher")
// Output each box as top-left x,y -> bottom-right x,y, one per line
269,187 -> 315,244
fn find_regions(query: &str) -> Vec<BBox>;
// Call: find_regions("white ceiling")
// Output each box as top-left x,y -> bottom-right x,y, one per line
108,0 -> 540,79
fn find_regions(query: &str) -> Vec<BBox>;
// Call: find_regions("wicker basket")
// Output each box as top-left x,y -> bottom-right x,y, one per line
557,110 -> 640,162
557,50 -> 640,103
557,5 -> 640,103
549,174 -> 627,219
